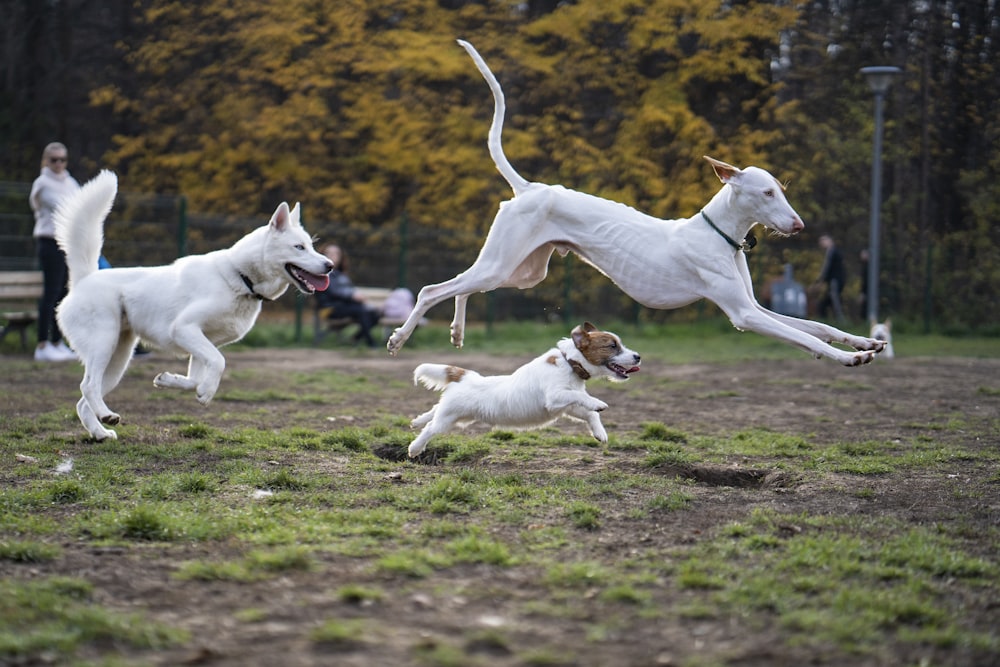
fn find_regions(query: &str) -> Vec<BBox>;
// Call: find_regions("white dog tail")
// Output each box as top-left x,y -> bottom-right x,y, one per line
414,363 -> 470,392
457,40 -> 530,196
54,170 -> 118,290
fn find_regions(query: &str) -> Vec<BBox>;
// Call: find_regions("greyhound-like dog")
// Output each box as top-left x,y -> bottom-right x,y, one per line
387,41 -> 885,366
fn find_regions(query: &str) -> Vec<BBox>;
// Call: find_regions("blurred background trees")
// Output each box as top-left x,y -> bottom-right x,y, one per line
1,0 -> 997,332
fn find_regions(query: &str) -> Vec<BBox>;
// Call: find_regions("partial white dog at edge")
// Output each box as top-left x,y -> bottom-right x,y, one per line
870,319 -> 894,359
387,40 -> 886,366
407,322 -> 641,458
54,170 -> 334,441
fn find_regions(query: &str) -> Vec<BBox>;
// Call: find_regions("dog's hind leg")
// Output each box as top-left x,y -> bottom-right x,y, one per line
408,412 -> 458,458
75,334 -> 139,441
451,295 -> 470,348
389,238 -> 556,354
76,398 -> 116,441
410,406 -> 437,429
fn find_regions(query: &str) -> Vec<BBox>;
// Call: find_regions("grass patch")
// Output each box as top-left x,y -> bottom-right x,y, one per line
0,540 -> 61,563
0,577 -> 185,658
2,328 -> 998,666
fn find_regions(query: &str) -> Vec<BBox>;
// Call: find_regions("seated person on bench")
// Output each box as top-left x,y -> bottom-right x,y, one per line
315,244 -> 380,347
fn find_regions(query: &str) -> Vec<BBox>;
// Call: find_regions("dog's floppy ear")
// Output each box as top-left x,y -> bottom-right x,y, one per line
269,202 -> 292,232
704,156 -> 742,184
571,322 -> 597,347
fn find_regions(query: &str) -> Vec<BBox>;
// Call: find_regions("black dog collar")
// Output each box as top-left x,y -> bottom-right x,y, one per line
239,273 -> 267,301
701,210 -> 756,253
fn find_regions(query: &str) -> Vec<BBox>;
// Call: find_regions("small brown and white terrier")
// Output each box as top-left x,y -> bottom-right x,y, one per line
407,322 -> 641,457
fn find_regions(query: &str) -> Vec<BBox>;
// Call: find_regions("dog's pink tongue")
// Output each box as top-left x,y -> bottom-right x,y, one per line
308,273 -> 330,291
628,366 -> 640,374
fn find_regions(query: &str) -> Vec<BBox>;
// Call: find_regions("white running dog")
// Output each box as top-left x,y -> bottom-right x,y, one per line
387,41 -> 886,366
870,319 -> 894,359
55,170 -> 333,441
407,322 -> 641,458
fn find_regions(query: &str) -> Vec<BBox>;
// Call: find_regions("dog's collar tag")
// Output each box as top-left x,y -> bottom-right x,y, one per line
701,211 -> 754,253
239,273 -> 267,301
561,351 -> 591,380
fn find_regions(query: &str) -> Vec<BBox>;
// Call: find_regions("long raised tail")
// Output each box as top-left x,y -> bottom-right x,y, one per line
457,40 -> 530,196
53,170 -> 118,290
414,363 -> 470,392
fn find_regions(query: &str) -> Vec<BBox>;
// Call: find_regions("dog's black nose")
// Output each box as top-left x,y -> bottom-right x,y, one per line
634,354 -> 641,363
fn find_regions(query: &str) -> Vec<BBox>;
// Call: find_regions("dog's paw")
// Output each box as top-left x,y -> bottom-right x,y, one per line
854,337 -> 886,353
590,400 -> 609,412
153,372 -> 179,388
196,391 -> 215,406
592,427 -> 608,443
92,427 -> 117,442
99,412 -> 121,426
408,442 -> 426,458
843,350 -> 875,366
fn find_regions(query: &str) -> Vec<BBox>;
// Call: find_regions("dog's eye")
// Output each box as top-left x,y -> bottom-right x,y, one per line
764,189 -> 775,198
294,243 -> 306,251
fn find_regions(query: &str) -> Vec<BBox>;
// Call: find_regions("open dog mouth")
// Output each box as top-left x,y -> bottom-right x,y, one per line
607,362 -> 640,380
285,263 -> 330,294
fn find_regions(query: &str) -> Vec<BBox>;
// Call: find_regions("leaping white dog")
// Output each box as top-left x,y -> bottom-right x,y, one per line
55,170 -> 333,441
408,322 -> 641,458
387,40 -> 885,366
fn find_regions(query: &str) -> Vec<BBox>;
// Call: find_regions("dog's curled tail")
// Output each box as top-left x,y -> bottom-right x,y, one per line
457,39 -> 530,196
414,363 -> 469,392
54,169 -> 118,290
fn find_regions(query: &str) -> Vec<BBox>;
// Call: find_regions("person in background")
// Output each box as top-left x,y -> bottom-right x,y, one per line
29,142 -> 80,361
315,244 -> 380,348
815,234 -> 846,323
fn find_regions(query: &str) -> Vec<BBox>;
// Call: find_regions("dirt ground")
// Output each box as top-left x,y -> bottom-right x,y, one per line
2,347 -> 999,666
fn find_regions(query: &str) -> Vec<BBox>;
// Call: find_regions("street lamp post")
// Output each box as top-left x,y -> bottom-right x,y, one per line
860,65 -> 901,324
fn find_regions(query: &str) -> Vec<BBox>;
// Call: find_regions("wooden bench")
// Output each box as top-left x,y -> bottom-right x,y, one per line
0,271 -> 44,351
313,286 -> 400,345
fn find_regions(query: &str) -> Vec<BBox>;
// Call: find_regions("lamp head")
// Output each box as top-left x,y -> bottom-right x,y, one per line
860,66 -> 902,94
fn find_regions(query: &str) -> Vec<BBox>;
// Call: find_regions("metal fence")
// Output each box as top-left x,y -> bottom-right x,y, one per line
0,182 -> 672,332
11,180 -> 979,336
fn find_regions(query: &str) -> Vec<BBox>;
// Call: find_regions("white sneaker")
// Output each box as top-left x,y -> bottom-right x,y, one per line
34,342 -> 61,362
53,341 -> 79,361
34,341 -> 76,362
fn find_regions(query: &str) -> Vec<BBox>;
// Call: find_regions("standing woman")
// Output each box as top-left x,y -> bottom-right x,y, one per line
29,142 -> 80,361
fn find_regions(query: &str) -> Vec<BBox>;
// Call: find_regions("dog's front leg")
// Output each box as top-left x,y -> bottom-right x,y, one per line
732,254 -> 884,354
722,302 -> 876,366
153,327 -> 226,404
545,390 -> 608,415
188,350 -> 226,404
561,403 -> 609,443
